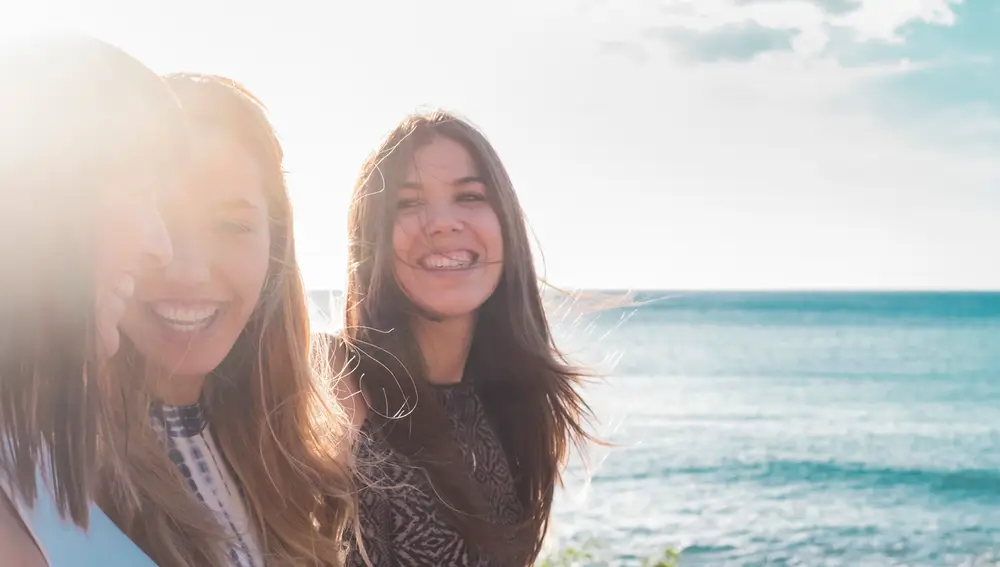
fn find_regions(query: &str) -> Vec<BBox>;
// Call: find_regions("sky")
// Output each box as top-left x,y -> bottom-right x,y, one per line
2,0 -> 999,290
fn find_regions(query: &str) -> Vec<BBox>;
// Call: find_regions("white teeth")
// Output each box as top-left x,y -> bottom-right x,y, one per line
151,303 -> 219,332
113,275 -> 135,299
420,251 -> 475,270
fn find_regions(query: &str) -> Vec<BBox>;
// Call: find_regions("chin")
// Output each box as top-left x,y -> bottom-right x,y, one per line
418,298 -> 490,320
148,351 -> 229,379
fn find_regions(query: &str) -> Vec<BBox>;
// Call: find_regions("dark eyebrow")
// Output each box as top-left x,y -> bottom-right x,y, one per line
396,176 -> 485,191
453,176 -> 485,187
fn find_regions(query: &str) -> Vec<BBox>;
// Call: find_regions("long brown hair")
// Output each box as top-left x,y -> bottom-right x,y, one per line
96,74 -> 356,567
0,33 -> 184,528
340,110 -> 594,564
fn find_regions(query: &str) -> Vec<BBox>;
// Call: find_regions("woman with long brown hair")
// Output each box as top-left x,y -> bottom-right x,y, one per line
95,74 -> 356,567
0,33 -> 181,566
335,110 -> 594,566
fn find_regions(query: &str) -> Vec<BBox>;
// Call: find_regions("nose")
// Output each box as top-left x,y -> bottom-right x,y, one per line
161,228 -> 211,286
423,202 -> 463,236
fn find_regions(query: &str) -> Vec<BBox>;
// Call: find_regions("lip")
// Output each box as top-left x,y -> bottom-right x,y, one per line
144,300 -> 228,339
416,249 -> 480,271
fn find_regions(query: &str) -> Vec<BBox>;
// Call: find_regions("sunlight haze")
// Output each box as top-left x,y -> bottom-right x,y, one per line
3,0 -> 997,290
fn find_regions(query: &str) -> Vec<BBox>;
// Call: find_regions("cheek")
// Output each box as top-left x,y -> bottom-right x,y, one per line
95,198 -> 146,283
392,218 -> 418,260
232,235 -> 272,304
94,221 -> 123,279
391,225 -> 414,293
478,211 -> 504,259
391,221 -> 425,299
96,196 -> 133,256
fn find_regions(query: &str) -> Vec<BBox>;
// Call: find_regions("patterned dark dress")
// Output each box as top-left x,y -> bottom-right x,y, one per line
347,382 -> 524,567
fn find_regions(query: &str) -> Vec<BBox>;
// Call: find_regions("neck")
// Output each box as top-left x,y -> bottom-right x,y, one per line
151,368 -> 207,406
412,313 -> 476,385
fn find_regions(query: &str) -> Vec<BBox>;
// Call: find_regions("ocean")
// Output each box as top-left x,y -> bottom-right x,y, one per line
308,291 -> 1000,567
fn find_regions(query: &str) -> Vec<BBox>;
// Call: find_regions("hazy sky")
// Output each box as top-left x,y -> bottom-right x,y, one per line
4,0 -> 999,290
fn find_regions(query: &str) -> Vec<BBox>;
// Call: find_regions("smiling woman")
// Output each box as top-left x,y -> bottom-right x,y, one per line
334,110 -> 595,567
94,74 -> 356,567
0,33 -> 183,567
391,136 -> 505,324
120,107 -> 271,405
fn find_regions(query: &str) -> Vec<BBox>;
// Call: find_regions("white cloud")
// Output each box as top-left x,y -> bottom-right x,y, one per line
834,0 -> 962,43
495,1 -> 997,289
589,0 -> 963,61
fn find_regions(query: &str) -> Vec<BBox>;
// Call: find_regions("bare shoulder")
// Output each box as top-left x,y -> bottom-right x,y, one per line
0,492 -> 47,567
319,333 -> 368,429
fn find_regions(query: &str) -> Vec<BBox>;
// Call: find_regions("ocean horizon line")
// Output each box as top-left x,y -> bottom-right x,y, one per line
306,287 -> 1000,294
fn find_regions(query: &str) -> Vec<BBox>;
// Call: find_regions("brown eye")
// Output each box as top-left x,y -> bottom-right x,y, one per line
457,192 -> 486,202
396,198 -> 422,210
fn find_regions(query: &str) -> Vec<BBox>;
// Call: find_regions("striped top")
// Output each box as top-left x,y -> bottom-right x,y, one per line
151,404 -> 264,567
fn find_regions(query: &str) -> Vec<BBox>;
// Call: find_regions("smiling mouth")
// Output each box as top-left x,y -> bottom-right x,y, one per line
148,302 -> 223,333
417,250 -> 479,271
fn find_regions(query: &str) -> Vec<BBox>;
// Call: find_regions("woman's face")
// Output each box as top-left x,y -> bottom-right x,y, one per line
120,126 -> 271,380
391,136 -> 504,319
93,170 -> 174,359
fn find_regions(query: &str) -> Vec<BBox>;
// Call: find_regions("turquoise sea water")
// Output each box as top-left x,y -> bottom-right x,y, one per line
309,291 -> 1000,566
548,291 -> 1000,566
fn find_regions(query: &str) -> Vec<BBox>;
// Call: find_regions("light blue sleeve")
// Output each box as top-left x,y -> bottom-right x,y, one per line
13,468 -> 160,567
